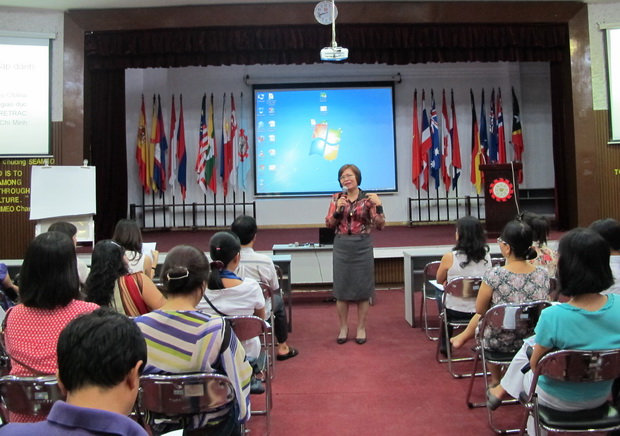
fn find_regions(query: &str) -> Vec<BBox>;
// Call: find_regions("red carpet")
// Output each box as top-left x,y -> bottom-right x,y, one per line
246,289 -> 524,435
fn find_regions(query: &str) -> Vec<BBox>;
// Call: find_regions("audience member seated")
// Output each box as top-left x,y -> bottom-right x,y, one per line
197,231 -> 266,361
435,216 -> 492,355
113,218 -> 159,280
84,239 -> 165,316
0,262 -> 19,310
1,308 -> 148,436
3,231 -> 99,422
450,220 -> 550,386
589,218 -> 620,294
487,228 -> 620,434
521,211 -> 558,277
134,245 -> 251,435
47,221 -> 90,285
231,215 -> 298,361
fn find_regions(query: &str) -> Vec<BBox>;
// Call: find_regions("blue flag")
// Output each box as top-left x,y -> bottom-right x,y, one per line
429,90 -> 441,190
479,89 -> 488,165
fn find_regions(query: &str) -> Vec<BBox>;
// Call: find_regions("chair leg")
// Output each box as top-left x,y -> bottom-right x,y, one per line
465,348 -> 484,408
420,286 -> 439,340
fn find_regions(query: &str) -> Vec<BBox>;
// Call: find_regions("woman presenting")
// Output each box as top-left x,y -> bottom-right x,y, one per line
325,164 -> 385,345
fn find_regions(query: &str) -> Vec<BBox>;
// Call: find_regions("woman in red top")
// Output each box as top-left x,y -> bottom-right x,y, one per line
3,231 -> 99,422
325,164 -> 385,345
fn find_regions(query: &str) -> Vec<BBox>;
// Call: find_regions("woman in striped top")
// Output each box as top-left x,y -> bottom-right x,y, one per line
135,245 -> 252,435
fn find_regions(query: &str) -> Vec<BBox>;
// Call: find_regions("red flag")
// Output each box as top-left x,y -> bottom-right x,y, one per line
511,87 -> 524,183
221,94 -> 233,196
177,95 -> 187,200
136,95 -> 149,193
441,89 -> 451,191
411,90 -> 422,188
497,88 -> 507,164
420,90 -> 432,191
450,89 -> 462,190
470,89 -> 483,194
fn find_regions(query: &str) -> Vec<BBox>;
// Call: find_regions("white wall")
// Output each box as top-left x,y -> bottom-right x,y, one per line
125,62 -> 552,226
589,1 -> 620,110
0,6 -> 63,121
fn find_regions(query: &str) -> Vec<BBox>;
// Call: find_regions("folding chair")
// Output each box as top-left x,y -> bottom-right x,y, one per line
465,300 -> 551,434
435,276 -> 482,378
491,257 -> 506,267
419,261 -> 441,340
139,372 -> 243,435
0,375 -> 64,423
258,281 -> 276,379
224,315 -> 272,431
518,348 -> 620,436
274,264 -> 292,333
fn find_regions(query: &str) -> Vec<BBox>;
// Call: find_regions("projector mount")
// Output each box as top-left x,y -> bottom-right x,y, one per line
320,0 -> 348,61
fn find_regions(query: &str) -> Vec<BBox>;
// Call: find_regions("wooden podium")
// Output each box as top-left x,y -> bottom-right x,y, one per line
480,163 -> 522,236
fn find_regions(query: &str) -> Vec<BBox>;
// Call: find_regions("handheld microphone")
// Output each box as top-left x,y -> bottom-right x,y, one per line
339,187 -> 347,213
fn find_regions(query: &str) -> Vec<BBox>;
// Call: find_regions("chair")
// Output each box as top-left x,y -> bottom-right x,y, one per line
464,300 -> 551,434
139,372 -> 243,435
224,315 -> 272,431
419,261 -> 441,341
274,264 -> 292,333
518,349 -> 620,436
0,375 -> 64,423
491,257 -> 506,267
435,276 -> 482,378
258,281 -> 276,379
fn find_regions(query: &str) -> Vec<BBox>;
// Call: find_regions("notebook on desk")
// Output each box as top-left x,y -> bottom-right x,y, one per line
319,227 -> 335,246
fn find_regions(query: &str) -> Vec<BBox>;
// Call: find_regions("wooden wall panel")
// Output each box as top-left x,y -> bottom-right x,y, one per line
0,121 -> 62,259
594,110 -> 620,220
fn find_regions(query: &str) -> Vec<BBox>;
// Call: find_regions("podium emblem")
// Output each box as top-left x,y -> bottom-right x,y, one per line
489,178 -> 514,202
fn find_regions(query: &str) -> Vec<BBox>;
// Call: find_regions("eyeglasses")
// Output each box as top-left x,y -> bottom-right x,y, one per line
339,174 -> 355,181
497,237 -> 507,245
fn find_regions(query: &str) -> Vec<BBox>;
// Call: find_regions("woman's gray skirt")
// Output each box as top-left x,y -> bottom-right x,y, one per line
332,234 -> 375,301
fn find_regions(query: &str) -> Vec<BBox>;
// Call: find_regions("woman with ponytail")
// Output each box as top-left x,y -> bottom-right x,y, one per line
135,245 -> 252,435
196,232 -> 266,359
450,220 -> 550,386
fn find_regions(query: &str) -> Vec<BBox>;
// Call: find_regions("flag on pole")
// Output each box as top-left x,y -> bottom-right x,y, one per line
220,93 -> 233,196
488,88 -> 499,163
497,88 -> 507,163
153,95 -> 168,193
237,93 -> 250,191
450,89 -> 462,190
148,94 -> 158,192
206,93 -> 218,193
177,94 -> 187,200
479,89 -> 489,165
229,93 -> 238,191
196,92 -> 213,195
420,90 -> 432,191
168,95 -> 177,195
429,90 -> 441,190
412,90 -> 423,189
136,94 -> 149,193
441,89 -> 452,191
470,89 -> 483,194
511,87 -> 524,183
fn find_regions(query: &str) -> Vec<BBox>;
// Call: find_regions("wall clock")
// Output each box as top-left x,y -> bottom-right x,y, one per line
314,1 -> 338,25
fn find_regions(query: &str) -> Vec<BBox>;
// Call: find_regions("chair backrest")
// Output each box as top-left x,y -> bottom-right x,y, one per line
140,372 -> 235,415
536,349 -> 620,383
491,257 -> 506,267
257,281 -> 273,300
478,300 -> 551,348
0,375 -> 64,416
443,276 -> 482,299
224,315 -> 268,342
423,261 -> 441,282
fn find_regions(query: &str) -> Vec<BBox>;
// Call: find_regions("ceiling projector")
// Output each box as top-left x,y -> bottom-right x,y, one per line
320,46 -> 349,61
